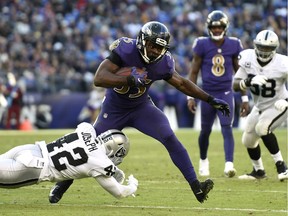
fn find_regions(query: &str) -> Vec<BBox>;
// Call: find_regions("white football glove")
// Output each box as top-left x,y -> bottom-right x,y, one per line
274,99 -> 288,112
127,175 -> 138,198
251,75 -> 268,86
127,174 -> 138,187
113,167 -> 125,184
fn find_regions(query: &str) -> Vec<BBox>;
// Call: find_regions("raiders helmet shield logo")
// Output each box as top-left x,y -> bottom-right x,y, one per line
115,147 -> 126,157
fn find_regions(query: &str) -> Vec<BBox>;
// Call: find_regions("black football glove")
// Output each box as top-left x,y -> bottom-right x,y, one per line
207,96 -> 230,117
239,74 -> 255,90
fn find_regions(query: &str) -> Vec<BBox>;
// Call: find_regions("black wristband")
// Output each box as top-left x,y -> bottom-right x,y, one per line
127,75 -> 135,87
207,95 -> 214,104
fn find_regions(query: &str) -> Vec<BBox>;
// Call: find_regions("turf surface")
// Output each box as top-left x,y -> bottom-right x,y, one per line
0,128 -> 287,216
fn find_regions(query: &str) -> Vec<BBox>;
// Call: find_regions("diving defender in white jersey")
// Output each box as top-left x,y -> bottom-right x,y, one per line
233,30 -> 288,181
0,122 -> 138,200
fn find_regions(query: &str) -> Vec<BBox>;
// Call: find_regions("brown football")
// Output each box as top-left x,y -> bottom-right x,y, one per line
115,67 -> 146,76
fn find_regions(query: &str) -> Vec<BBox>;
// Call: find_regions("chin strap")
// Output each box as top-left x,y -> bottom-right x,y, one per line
210,31 -> 225,41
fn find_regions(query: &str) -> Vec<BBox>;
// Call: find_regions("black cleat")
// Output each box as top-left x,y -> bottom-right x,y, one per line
190,179 -> 214,203
276,161 -> 288,181
49,180 -> 74,203
276,161 -> 287,173
238,168 -> 267,180
49,185 -> 63,203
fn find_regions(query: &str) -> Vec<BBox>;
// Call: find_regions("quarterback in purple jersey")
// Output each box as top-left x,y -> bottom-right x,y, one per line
49,21 -> 230,204
187,11 -> 249,178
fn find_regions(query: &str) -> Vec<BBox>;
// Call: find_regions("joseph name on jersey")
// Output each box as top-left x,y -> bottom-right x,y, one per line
237,49 -> 288,110
38,123 -> 116,182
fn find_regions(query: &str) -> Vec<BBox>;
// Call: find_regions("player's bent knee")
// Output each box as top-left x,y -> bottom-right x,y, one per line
255,122 -> 269,137
242,132 -> 259,148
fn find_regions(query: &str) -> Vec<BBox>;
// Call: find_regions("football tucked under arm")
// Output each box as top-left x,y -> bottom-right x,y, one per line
116,67 -> 147,87
115,67 -> 145,76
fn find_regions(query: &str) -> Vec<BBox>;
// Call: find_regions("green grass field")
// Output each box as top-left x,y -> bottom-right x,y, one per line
0,128 -> 287,216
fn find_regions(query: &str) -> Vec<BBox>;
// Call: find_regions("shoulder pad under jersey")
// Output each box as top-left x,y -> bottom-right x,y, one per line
109,37 -> 135,54
192,37 -> 208,49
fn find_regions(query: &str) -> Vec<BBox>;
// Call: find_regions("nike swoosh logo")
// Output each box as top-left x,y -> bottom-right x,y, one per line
224,91 -> 230,95
196,190 -> 203,194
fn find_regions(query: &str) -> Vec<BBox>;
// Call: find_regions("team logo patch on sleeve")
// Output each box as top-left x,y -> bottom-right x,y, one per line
109,39 -> 120,51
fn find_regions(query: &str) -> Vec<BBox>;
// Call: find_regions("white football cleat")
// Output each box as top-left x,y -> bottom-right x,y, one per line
278,170 -> 288,181
199,158 -> 210,177
224,161 -> 236,178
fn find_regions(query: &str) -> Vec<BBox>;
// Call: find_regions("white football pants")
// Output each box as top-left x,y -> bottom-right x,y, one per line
0,144 -> 42,188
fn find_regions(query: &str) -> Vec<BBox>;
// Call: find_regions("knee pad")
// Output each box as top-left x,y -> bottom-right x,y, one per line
242,131 -> 259,149
255,121 -> 269,136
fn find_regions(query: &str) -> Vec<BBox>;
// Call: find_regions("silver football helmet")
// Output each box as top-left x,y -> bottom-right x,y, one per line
97,129 -> 130,165
253,30 -> 279,62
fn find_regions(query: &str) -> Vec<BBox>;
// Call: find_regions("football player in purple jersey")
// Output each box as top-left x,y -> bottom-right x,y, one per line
49,21 -> 231,204
187,11 -> 249,178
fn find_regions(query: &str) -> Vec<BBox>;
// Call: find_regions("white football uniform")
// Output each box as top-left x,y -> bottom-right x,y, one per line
234,49 -> 288,147
40,122 -> 116,182
0,123 -> 114,183
0,123 -> 137,198
236,49 -> 288,110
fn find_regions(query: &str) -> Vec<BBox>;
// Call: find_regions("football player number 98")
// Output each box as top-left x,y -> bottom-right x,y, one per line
250,79 -> 276,97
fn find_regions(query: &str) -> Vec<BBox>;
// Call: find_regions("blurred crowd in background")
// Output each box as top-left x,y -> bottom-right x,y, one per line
0,0 -> 287,129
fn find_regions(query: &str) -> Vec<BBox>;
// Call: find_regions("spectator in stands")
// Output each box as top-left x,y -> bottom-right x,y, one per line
3,72 -> 24,129
0,0 -> 285,95
0,0 -> 286,130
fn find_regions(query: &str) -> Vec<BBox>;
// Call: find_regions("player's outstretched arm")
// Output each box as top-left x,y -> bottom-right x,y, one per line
113,166 -> 125,184
167,72 -> 230,116
95,174 -> 138,199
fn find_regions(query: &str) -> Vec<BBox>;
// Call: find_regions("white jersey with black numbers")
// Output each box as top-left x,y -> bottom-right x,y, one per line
38,123 -> 115,182
236,49 -> 288,110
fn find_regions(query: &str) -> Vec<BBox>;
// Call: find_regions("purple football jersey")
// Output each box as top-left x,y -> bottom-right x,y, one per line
93,37 -> 199,184
193,37 -> 242,92
105,37 -> 174,109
